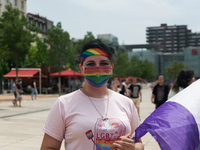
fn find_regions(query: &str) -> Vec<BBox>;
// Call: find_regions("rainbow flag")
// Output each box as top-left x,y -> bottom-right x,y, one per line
81,48 -> 110,64
86,130 -> 94,139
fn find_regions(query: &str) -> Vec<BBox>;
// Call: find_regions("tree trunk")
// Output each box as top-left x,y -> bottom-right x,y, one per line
15,61 -> 18,80
58,71 -> 61,95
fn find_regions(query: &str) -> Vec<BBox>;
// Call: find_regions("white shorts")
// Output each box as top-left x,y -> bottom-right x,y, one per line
131,98 -> 140,107
16,91 -> 23,100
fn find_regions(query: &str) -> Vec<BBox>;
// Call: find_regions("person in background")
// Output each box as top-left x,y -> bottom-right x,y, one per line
120,78 -> 131,97
111,76 -> 120,92
168,69 -> 195,99
31,80 -> 38,100
151,75 -> 169,109
40,39 -> 144,150
14,79 -> 23,107
12,79 -> 17,106
129,77 -> 142,118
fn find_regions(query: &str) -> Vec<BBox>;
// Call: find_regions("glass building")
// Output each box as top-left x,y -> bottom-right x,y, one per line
130,47 -> 200,78
184,47 -> 200,77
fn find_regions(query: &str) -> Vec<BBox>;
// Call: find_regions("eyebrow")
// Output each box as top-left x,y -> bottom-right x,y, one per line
85,60 -> 110,63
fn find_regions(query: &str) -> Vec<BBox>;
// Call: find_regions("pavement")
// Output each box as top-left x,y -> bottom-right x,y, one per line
0,86 -> 161,150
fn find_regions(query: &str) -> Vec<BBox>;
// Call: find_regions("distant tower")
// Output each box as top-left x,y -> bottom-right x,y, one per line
0,0 -> 27,17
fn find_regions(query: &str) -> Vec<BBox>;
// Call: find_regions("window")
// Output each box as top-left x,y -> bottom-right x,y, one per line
6,0 -> 9,4
166,30 -> 171,33
179,33 -> 185,35
14,0 -> 17,6
21,1 -> 24,10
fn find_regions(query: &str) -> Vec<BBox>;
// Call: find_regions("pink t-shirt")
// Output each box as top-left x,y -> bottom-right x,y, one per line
43,89 -> 140,150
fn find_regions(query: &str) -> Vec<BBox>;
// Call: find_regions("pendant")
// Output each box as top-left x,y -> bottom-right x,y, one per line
103,118 -> 110,129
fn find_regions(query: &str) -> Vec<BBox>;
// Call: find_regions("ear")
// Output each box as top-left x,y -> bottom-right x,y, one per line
111,64 -> 114,69
79,64 -> 84,74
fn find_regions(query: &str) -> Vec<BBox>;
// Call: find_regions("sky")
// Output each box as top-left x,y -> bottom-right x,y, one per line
27,0 -> 200,45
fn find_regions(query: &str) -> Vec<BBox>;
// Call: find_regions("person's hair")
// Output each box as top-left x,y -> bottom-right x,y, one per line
80,39 -> 116,65
157,75 -> 164,80
172,69 -> 194,93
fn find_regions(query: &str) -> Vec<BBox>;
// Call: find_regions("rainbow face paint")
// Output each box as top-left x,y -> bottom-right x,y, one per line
83,66 -> 112,88
81,48 -> 110,64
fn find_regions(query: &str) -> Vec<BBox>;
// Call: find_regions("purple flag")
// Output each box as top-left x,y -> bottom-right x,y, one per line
135,79 -> 200,150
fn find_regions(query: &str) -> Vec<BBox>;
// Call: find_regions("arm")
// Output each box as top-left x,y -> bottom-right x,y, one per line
40,133 -> 62,150
33,82 -> 37,90
14,85 -> 21,92
151,94 -> 155,104
139,90 -> 142,102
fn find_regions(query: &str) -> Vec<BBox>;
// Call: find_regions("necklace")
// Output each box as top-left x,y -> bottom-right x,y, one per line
83,88 -> 109,120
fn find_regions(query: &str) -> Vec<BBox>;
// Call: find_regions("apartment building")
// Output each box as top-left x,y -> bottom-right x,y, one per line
27,13 -> 53,35
146,24 -> 188,53
0,0 -> 27,17
188,30 -> 200,47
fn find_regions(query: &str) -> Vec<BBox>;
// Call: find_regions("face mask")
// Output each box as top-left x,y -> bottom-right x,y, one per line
83,66 -> 113,88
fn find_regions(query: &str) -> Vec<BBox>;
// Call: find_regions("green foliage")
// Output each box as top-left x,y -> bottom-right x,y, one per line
113,51 -> 157,79
140,59 -> 157,79
113,50 -> 130,77
25,38 -> 48,67
45,22 -> 71,71
165,61 -> 189,79
128,56 -> 143,77
0,4 -> 38,78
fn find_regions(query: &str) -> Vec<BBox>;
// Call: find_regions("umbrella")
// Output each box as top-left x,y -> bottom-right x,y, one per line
50,69 -> 84,92
49,69 -> 83,79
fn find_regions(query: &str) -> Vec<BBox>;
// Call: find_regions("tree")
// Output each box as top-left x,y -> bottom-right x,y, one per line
45,22 -> 71,95
165,61 -> 189,79
140,59 -> 157,79
127,56 -> 143,77
0,4 -> 38,79
113,50 -> 130,77
25,38 -> 48,67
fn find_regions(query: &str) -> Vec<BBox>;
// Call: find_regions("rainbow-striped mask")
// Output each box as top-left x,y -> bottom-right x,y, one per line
83,66 -> 113,88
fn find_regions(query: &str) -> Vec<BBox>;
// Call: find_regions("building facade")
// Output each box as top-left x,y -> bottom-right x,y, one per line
131,47 -> 200,79
146,24 -> 188,53
0,0 -> 27,17
97,34 -> 126,52
27,13 -> 53,35
187,31 -> 200,47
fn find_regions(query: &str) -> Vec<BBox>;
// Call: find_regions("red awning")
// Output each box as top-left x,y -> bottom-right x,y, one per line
50,69 -> 83,79
4,70 -> 47,79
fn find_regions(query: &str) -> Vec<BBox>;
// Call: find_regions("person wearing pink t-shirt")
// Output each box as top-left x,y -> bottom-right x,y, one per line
41,39 -> 144,150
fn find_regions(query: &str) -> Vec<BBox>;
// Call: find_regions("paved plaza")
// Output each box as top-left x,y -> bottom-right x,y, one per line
0,86 -> 160,150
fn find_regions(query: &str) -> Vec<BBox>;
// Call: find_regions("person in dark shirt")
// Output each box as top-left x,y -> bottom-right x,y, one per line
129,77 -> 142,118
14,79 -> 23,107
151,75 -> 169,109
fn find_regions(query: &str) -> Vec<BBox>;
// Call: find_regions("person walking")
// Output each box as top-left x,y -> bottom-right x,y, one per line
129,77 -> 142,118
14,79 -> 23,107
12,79 -> 17,106
31,80 -> 38,100
151,75 -> 169,109
40,39 -> 144,150
168,69 -> 195,99
120,78 -> 131,97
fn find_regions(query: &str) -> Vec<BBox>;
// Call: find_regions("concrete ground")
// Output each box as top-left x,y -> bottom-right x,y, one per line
0,86 -> 160,150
